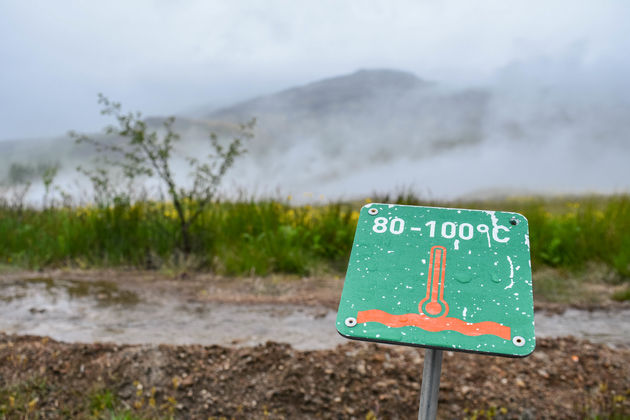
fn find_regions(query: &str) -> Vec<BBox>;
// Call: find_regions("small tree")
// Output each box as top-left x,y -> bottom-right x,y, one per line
70,94 -> 254,254
41,163 -> 60,209
1,161 -> 60,212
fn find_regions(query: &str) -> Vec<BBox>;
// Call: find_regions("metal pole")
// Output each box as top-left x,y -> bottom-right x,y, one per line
418,348 -> 443,420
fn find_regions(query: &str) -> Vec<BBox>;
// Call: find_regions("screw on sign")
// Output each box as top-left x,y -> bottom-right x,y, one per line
336,204 -> 535,419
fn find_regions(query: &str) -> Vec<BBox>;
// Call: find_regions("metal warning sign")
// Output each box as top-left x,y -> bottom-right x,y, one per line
336,204 -> 535,357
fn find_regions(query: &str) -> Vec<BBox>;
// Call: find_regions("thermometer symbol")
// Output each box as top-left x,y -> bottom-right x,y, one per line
419,245 -> 449,318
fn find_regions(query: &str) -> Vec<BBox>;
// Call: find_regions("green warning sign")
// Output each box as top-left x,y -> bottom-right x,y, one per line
336,204 -> 535,357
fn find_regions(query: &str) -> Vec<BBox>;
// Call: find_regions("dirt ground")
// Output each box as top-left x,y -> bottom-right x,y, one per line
0,268 -> 345,310
1,268 -> 628,313
1,333 -> 629,420
1,269 -> 629,419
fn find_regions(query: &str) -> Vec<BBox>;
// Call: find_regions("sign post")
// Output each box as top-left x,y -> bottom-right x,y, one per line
418,348 -> 442,419
337,204 -> 535,418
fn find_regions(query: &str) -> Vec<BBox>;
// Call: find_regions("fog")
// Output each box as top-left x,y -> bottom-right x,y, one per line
214,61 -> 630,201
3,60 -> 629,205
1,2 -> 629,202
2,1 -> 629,139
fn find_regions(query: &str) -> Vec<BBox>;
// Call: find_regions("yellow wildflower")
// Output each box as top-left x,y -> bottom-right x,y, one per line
28,397 -> 38,412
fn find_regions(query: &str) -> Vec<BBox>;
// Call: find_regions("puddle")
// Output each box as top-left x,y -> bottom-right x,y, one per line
534,308 -> 630,347
0,277 -> 342,350
8,277 -> 141,306
0,278 -> 628,350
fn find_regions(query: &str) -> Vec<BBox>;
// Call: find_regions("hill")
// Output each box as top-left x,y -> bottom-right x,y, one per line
2,68 -> 628,201
206,69 -> 488,158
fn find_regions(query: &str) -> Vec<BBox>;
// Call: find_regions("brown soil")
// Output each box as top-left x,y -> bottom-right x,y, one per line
0,269 -> 345,309
2,268 -> 629,313
1,333 -> 629,419
1,268 -> 629,418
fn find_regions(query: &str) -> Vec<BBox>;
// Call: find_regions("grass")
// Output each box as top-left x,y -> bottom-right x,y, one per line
0,199 -> 357,276
612,286 -> 630,302
0,377 -> 52,419
0,381 -> 164,420
531,264 -> 630,305
1,194 -> 629,281
581,383 -> 630,420
90,389 -> 150,420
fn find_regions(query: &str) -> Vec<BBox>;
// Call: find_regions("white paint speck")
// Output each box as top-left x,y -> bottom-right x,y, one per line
504,256 -> 515,290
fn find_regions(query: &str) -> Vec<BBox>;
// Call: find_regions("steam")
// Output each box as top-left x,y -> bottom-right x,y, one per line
3,61 -> 630,206
215,64 -> 630,201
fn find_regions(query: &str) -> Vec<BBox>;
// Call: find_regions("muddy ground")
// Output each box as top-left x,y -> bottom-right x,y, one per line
1,333 -> 629,419
1,268 -> 628,313
1,269 -> 629,419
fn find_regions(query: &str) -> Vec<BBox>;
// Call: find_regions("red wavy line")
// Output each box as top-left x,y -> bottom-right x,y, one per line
357,309 -> 511,340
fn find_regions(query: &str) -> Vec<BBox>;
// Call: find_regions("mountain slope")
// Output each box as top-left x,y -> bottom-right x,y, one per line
211,69 -> 430,119
4,68 -> 627,201
204,69 -> 489,164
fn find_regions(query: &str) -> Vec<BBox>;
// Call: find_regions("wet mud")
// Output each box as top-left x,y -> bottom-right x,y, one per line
0,275 -> 628,350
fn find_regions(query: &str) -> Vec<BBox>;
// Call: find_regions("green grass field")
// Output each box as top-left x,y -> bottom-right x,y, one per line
2,194 -> 629,282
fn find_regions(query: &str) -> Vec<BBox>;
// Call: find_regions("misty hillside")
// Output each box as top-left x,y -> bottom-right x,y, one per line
212,69 -> 429,118
2,68 -> 629,201
206,69 -> 489,159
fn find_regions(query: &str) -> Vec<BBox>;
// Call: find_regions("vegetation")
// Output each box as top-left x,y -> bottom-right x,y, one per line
612,286 -> 630,302
69,94 -> 254,256
1,96 -> 628,284
4,162 -> 59,186
1,193 -> 629,281
448,195 -> 630,278
0,380 -> 163,419
0,199 -> 355,275
0,161 -> 60,214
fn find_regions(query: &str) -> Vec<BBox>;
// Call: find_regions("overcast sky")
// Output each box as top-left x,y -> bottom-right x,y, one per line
1,0 -> 629,141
